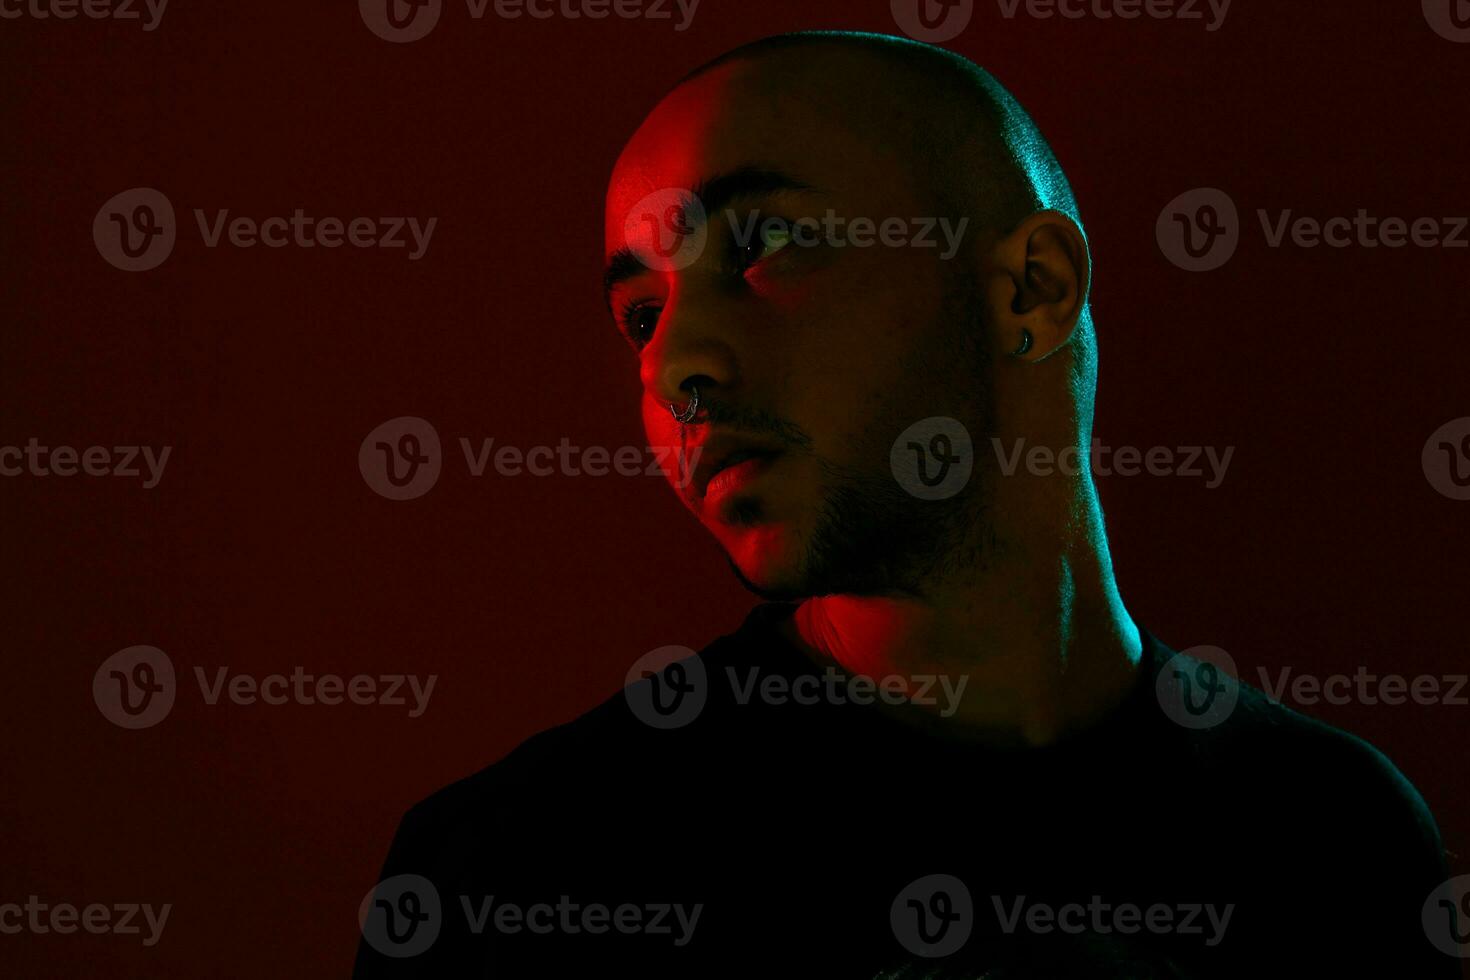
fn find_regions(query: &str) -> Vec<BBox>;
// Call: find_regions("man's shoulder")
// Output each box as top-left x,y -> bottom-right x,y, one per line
1151,637 -> 1444,854
428,695 -> 642,799
406,625 -> 1447,837
398,627 -> 749,837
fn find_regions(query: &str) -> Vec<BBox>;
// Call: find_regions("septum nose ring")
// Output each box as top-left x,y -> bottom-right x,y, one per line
669,385 -> 700,423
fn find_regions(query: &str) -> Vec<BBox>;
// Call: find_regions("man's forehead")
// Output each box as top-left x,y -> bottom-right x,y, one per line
603,56 -> 917,247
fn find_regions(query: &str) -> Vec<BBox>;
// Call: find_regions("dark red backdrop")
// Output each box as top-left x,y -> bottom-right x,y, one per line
3,1 -> 1467,975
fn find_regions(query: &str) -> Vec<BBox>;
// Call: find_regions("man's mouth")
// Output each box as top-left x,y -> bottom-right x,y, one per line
704,450 -> 781,501
691,433 -> 786,500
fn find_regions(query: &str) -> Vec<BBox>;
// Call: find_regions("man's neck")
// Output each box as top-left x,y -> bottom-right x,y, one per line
776,489 -> 1143,748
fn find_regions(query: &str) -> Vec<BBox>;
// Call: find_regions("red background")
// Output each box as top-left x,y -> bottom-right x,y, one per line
2,1 -> 1467,975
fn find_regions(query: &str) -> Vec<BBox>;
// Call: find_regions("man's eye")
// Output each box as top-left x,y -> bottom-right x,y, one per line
737,223 -> 794,271
618,302 -> 661,350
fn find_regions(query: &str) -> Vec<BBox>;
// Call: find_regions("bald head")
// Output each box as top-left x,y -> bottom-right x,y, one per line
604,32 -> 1101,597
679,31 -> 1069,227
696,32 -> 1094,388
629,31 -> 1096,402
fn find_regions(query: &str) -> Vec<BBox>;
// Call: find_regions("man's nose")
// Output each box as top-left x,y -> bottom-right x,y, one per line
640,284 -> 740,413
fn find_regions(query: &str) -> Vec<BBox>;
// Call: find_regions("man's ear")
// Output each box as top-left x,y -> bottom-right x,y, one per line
984,209 -> 1091,362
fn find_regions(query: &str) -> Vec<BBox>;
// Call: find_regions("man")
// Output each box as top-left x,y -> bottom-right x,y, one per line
354,32 -> 1455,978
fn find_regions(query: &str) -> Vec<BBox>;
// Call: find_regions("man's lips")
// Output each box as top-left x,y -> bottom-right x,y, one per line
689,432 -> 786,499
704,451 -> 781,501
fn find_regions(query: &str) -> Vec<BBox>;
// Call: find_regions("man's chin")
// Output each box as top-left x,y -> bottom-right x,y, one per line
717,524 -> 814,602
724,555 -> 812,602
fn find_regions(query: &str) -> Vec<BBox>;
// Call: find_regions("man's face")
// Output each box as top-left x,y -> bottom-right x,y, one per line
603,54 -> 991,598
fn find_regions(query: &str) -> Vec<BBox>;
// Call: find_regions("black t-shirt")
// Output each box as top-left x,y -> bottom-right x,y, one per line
352,602 -> 1456,978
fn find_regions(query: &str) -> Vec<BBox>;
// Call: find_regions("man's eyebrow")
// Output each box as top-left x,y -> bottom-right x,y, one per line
693,165 -> 816,218
603,248 -> 648,309
603,167 -> 817,306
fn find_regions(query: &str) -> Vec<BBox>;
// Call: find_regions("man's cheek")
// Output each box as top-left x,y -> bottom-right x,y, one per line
644,434 -> 700,492
649,443 -> 692,491
642,391 -> 681,442
666,446 -> 702,489
638,401 -> 683,487
742,246 -> 840,305
641,395 -> 663,441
